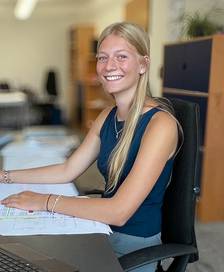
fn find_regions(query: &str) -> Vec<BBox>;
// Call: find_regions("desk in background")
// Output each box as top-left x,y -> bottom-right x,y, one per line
0,91 -> 29,129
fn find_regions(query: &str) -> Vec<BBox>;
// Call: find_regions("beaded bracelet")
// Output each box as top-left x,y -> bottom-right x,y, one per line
0,170 -> 12,183
51,195 -> 62,214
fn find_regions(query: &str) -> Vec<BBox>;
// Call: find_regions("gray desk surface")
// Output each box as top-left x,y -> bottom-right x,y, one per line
0,234 -> 123,272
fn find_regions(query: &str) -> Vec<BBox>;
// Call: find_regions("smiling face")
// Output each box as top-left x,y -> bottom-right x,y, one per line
96,34 -> 145,97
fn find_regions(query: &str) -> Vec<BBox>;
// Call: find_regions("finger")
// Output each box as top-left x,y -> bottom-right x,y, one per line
1,193 -> 20,204
1,197 -> 11,204
2,195 -> 27,209
1,194 -> 16,202
1,198 -> 18,208
1,196 -> 15,203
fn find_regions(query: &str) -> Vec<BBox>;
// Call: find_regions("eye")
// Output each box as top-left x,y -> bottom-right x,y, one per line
96,55 -> 108,63
116,54 -> 127,62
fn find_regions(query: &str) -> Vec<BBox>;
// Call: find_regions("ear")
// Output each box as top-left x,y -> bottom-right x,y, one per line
139,55 -> 150,75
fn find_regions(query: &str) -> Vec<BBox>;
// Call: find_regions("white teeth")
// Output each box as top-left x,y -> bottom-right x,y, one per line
105,75 -> 122,81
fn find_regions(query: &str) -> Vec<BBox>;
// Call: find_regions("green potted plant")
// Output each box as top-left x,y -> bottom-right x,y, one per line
179,8 -> 224,39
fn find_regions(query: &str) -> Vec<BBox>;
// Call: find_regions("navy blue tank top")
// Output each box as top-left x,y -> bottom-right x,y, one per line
97,107 -> 174,237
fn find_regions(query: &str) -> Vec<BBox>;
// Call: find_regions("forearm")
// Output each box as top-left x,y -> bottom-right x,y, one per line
48,195 -> 124,226
0,163 -> 71,184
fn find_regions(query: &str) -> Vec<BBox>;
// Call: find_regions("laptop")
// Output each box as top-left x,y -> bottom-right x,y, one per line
0,242 -> 79,272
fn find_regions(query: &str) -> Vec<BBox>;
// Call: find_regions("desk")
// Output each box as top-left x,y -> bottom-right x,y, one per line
0,136 -> 123,272
0,234 -> 123,272
0,91 -> 28,129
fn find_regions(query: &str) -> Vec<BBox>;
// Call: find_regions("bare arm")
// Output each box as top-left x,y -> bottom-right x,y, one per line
1,111 -> 178,227
0,108 -> 112,184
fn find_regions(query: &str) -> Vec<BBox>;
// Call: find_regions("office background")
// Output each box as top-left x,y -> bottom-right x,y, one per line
1,0 -> 224,271
1,0 -> 223,121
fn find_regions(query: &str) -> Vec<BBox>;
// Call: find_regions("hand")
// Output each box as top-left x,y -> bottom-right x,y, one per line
0,191 -> 48,211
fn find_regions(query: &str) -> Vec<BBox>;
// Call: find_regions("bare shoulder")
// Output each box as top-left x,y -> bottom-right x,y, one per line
151,110 -> 177,128
141,110 -> 178,158
144,110 -> 178,142
90,106 -> 114,136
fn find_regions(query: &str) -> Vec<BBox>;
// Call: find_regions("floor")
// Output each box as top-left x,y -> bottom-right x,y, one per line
75,163 -> 224,272
187,222 -> 224,272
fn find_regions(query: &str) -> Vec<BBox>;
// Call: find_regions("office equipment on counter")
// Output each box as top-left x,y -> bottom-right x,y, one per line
0,91 -> 28,129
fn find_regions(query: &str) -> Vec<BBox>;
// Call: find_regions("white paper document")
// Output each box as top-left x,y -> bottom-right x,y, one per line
0,183 -> 112,236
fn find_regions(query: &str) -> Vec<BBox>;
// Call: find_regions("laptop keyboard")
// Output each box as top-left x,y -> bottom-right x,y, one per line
0,247 -> 44,272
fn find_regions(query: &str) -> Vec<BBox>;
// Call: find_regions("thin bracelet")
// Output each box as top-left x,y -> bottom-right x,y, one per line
1,170 -> 12,183
45,194 -> 52,211
51,195 -> 62,214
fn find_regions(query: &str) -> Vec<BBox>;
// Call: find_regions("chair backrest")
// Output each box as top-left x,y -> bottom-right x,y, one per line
161,98 -> 200,262
45,70 -> 58,97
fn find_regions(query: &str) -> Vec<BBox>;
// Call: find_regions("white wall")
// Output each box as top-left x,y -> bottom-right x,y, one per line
149,0 -> 185,96
149,0 -> 169,96
0,19 -> 70,97
93,0 -> 126,35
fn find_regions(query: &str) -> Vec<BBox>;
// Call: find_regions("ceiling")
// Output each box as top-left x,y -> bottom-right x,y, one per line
0,0 -> 92,7
0,0 -> 112,19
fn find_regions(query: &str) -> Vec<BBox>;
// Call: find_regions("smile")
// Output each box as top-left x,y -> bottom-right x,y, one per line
104,75 -> 123,81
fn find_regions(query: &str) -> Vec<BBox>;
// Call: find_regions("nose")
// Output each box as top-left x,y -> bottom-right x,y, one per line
105,57 -> 117,71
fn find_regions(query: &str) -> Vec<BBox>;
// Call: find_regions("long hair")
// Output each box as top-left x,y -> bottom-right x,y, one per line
97,22 -> 179,193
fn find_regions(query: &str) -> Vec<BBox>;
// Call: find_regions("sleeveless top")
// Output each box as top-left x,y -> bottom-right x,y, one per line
97,107 -> 174,237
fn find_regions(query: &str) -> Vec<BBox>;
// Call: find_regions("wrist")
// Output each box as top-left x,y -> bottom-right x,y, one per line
0,170 -> 3,182
46,194 -> 62,214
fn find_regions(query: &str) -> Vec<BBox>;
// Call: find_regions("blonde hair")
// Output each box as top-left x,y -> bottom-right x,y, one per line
97,22 -> 177,193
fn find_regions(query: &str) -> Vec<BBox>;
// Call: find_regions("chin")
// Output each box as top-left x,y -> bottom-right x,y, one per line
105,87 -> 121,95
102,84 -> 118,93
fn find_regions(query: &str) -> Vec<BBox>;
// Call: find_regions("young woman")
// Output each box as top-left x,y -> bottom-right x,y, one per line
0,22 -> 179,272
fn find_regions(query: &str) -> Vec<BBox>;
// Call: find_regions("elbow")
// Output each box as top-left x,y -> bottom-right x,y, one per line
113,218 -> 127,227
109,206 -> 130,227
107,197 -> 133,226
62,161 -> 75,183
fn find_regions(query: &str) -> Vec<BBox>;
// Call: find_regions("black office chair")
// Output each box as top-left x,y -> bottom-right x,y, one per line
118,98 -> 200,272
0,81 -> 11,92
32,69 -> 62,125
